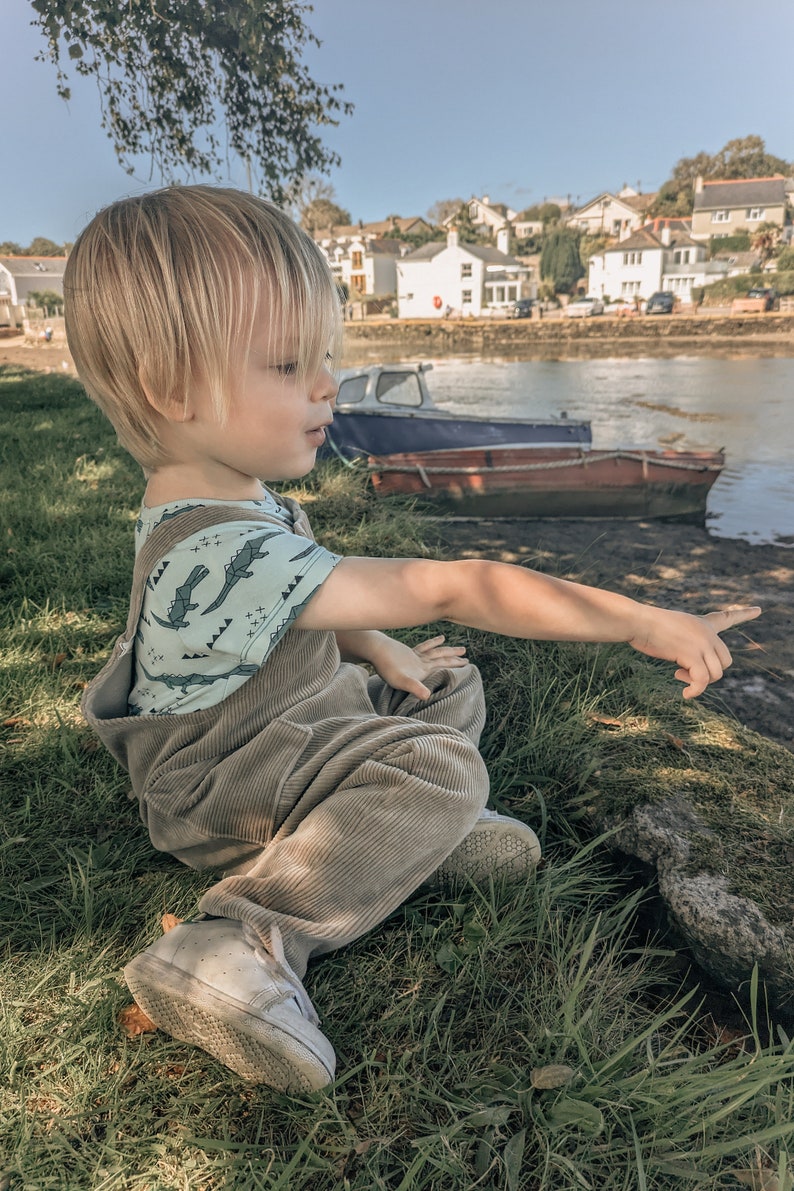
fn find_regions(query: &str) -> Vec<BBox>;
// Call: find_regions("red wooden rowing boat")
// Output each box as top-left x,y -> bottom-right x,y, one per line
367,445 -> 724,521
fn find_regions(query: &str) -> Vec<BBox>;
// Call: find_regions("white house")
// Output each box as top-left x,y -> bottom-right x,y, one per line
587,220 -> 755,303
443,196 -> 517,237
0,256 -> 67,325
313,215 -> 432,247
397,228 -> 534,319
319,236 -> 409,299
567,186 -> 656,239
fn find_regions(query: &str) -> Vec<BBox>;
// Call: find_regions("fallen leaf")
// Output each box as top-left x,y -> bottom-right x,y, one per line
530,1064 -> 576,1089
161,913 -> 183,933
664,733 -> 685,750
118,1003 -> 157,1037
3,717 -> 32,728
728,1170 -> 782,1190
587,713 -> 623,729
49,653 -> 68,670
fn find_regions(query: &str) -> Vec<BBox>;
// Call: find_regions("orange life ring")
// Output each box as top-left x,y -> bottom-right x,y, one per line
433,295 -> 443,309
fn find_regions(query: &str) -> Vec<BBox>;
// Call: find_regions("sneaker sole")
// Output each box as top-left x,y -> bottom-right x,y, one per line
427,819 -> 541,888
124,953 -> 335,1091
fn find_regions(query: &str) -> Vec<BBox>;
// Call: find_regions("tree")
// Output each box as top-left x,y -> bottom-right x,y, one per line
751,221 -> 782,266
27,237 -> 65,256
27,289 -> 64,315
0,241 -> 23,255
426,198 -> 465,227
517,202 -> 561,225
300,198 -> 352,234
651,136 -> 792,218
31,0 -> 353,202
540,228 -> 584,293
776,246 -> 794,273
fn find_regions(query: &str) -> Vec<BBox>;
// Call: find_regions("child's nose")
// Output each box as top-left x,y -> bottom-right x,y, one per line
312,366 -> 339,405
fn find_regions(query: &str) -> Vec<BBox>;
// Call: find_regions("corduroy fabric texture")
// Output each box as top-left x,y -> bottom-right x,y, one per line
83,501 -> 489,976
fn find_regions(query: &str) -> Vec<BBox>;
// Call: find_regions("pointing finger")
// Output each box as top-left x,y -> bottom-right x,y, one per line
703,606 -> 761,633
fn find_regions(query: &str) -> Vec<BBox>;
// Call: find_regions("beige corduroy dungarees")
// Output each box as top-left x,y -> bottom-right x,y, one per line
82,500 -> 490,977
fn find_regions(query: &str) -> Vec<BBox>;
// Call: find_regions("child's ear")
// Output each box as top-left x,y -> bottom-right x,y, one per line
138,366 -> 195,423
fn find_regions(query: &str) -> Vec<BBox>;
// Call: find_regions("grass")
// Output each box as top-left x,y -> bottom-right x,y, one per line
2,363 -> 794,1189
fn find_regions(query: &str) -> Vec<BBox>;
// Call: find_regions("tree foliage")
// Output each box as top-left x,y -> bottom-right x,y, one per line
426,198 -> 465,227
300,197 -> 352,234
651,135 -> 792,217
27,289 -> 65,315
31,0 -> 353,202
540,228 -> 584,292
518,202 -> 561,225
0,238 -> 68,256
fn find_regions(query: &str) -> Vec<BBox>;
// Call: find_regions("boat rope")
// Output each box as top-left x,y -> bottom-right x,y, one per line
368,450 -> 723,480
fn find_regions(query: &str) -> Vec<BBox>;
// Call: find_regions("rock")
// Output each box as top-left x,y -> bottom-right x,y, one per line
604,794 -> 794,1017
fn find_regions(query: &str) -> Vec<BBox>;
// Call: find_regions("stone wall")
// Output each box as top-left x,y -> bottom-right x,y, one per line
341,314 -> 794,363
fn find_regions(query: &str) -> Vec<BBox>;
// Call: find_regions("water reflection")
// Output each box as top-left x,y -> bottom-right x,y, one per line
420,356 -> 793,547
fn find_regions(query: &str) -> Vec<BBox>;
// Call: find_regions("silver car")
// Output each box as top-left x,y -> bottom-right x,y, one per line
565,296 -> 605,318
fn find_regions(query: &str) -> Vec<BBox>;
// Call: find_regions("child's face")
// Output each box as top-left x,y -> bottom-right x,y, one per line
185,315 -> 338,487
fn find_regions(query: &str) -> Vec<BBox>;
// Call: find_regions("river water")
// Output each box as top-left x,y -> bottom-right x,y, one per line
417,356 -> 794,547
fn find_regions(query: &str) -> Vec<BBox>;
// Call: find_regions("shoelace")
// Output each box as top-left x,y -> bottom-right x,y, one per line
242,922 -> 320,1026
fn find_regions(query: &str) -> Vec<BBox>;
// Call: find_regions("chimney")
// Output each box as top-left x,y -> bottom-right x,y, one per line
447,226 -> 459,249
661,222 -> 672,247
695,175 -> 704,195
482,195 -> 490,206
496,226 -> 510,255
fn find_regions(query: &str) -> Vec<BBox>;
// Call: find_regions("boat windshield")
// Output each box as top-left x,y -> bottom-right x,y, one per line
375,372 -> 423,407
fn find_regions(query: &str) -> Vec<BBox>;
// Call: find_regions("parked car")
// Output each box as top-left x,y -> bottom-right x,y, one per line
646,291 -> 675,315
565,296 -> 604,318
508,298 -> 535,319
746,287 -> 779,311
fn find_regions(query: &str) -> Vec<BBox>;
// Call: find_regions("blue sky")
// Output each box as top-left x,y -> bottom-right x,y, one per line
3,0 -> 793,245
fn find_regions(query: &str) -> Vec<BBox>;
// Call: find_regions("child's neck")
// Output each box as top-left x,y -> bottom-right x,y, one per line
144,462 -> 265,507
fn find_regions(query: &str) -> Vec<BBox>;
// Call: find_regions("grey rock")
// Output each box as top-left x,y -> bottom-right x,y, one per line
603,794 -> 794,1016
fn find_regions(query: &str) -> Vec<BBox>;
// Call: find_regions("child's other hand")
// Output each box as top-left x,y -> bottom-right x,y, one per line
371,634 -> 468,700
627,604 -> 761,699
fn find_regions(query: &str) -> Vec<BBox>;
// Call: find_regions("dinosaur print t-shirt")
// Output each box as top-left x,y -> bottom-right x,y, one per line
128,490 -> 341,715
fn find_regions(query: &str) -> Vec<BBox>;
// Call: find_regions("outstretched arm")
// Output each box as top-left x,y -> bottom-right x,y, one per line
297,557 -> 760,699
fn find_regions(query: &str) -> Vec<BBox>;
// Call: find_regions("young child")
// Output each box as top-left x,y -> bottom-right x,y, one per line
67,185 -> 759,1095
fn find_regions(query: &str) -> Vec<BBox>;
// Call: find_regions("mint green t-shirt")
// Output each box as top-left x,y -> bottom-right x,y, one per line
128,489 -> 341,715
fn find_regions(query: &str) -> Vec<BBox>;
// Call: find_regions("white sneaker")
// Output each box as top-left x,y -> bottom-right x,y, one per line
427,808 -> 541,889
123,918 -> 335,1091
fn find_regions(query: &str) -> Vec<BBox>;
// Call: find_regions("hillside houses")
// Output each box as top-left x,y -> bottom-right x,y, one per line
587,218 -> 760,304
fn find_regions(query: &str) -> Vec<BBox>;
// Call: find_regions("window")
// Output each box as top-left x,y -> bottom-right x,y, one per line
336,376 -> 367,404
461,289 -> 472,303
351,274 -> 366,293
621,280 -> 641,296
375,372 -> 422,408
711,210 -> 730,223
673,250 -> 691,265
747,208 -> 764,221
351,251 -> 363,269
622,251 -> 643,265
460,262 -> 472,279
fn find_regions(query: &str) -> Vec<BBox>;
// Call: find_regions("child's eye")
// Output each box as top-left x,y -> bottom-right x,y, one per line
274,361 -> 298,377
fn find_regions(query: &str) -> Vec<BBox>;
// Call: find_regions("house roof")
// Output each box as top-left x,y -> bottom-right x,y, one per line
401,242 -> 447,261
0,255 -> 67,277
605,222 -> 698,253
401,241 -> 525,268
313,216 -> 429,241
572,191 -> 654,218
694,177 -> 787,211
710,250 -> 761,269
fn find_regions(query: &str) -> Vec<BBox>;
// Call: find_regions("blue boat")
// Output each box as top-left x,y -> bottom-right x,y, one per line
321,363 -> 592,459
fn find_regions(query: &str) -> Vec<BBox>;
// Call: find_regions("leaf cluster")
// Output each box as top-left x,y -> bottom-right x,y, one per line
540,228 -> 585,293
30,0 -> 353,200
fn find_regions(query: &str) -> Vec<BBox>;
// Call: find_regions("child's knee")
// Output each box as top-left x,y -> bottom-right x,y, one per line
409,729 -> 489,817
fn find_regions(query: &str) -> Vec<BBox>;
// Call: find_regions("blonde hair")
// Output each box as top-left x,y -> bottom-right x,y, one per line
64,185 -> 342,468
